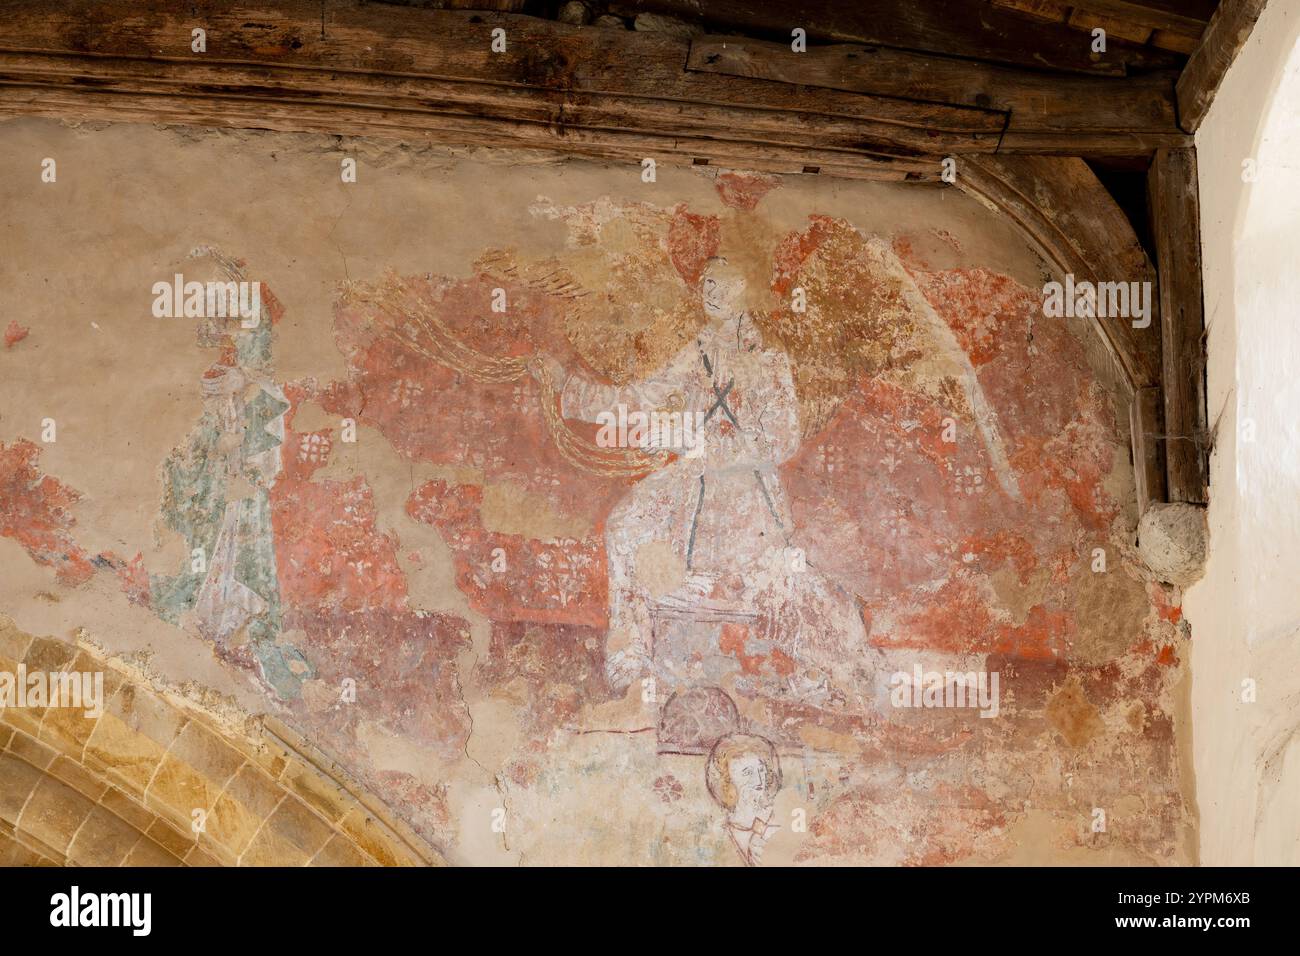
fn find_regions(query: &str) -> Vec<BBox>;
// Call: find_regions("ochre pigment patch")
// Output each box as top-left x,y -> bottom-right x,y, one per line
1047,678 -> 1105,747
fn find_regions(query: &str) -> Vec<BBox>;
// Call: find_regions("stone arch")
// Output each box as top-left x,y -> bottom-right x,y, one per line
0,617 -> 442,867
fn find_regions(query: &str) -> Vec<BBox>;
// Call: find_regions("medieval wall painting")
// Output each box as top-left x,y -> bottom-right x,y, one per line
0,126 -> 1192,865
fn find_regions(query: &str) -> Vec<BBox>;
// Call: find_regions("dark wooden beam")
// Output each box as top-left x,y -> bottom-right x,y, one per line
616,0 -> 1185,75
1147,148 -> 1208,503
687,35 -> 1192,153
1130,385 -> 1167,515
0,51 -> 970,158
958,155 -> 1162,392
1061,1 -> 1213,37
1177,0 -> 1270,132
0,3 -> 1009,177
0,1 -> 989,147
0,83 -> 947,182
995,129 -> 1191,154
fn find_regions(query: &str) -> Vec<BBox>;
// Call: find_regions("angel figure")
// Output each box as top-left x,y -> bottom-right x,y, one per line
534,256 -> 875,704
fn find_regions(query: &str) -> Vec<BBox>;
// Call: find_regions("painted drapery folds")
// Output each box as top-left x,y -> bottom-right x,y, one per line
0,165 -> 1191,866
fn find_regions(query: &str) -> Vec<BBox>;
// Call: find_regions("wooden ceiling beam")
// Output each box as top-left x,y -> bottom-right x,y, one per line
0,3 -> 1004,163
687,35 -> 1192,154
0,3 -> 1207,160
0,50 -> 977,161
615,0 -> 1185,75
1177,0 -> 1270,133
1050,1 -> 1214,38
0,0 -> 989,135
0,82 -> 943,182
995,129 -> 1191,154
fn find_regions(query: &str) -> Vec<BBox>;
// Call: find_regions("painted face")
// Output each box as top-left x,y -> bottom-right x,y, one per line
730,753 -> 768,803
701,258 -> 746,318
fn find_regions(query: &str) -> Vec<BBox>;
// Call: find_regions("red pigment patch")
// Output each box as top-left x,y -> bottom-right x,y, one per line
908,265 -> 1119,531
783,375 -> 1020,600
719,622 -> 765,675
958,531 -> 1038,583
373,772 -> 454,848
1010,422 -> 1117,532
800,783 -> 1005,865
323,273 -> 627,532
667,206 -> 721,287
286,604 -> 472,760
4,321 -> 29,349
408,479 -> 608,629
0,440 -> 95,585
770,214 -> 843,297
1152,584 -> 1182,624
911,268 -> 1034,367
995,604 -> 1070,660
907,265 -> 1093,426
261,284 -> 286,326
873,575 -> 1067,660
769,647 -> 797,677
278,384 -> 334,483
873,576 -> 998,655
476,620 -> 613,737
713,172 -> 778,210
888,230 -> 964,272
270,474 -> 408,613
104,550 -> 151,607
890,235 -> 925,270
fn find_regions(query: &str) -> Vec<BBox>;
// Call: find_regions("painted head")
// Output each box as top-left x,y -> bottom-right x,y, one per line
706,732 -> 782,820
700,256 -> 748,320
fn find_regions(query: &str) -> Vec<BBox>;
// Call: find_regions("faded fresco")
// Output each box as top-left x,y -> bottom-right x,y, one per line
0,122 -> 1193,865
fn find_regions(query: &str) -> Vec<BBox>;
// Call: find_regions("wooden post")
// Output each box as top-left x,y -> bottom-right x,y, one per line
1148,148 -> 1208,504
1130,386 -> 1167,515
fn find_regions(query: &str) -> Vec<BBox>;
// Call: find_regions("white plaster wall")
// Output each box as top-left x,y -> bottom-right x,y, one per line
1185,0 -> 1300,865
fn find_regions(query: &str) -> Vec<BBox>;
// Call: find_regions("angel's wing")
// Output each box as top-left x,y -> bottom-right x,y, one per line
756,218 -> 1022,501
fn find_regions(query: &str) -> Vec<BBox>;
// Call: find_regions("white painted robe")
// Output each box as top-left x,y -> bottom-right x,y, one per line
561,314 -> 872,708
